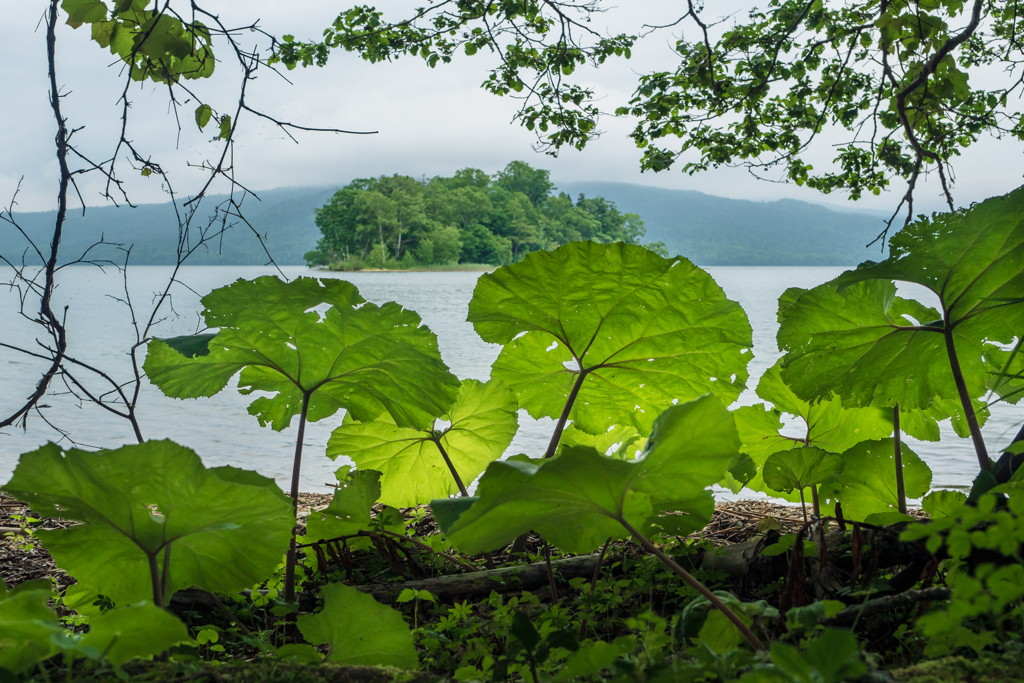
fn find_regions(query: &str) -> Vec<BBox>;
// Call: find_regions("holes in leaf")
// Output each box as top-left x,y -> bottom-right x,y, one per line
563,358 -> 581,373
546,340 -> 559,352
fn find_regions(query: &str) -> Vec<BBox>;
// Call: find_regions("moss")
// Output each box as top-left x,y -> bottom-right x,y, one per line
892,650 -> 1024,683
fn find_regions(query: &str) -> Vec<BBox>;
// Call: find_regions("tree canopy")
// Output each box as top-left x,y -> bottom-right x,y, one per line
305,161 -> 661,268
277,1 -> 1024,233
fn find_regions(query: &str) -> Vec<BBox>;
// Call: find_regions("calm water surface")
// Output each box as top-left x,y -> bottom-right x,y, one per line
1,265 -> 1018,497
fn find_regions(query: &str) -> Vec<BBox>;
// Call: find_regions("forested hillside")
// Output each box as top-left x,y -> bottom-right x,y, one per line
1,170 -> 887,268
305,162 -> 662,269
558,182 -> 888,265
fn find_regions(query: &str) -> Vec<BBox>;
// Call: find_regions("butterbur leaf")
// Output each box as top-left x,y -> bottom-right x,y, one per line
79,603 -> 188,665
820,439 -> 932,520
778,279 -> 952,410
469,242 -> 752,435
145,276 -> 459,431
327,379 -> 517,506
305,469 -> 381,542
4,441 -> 293,608
435,395 -> 741,554
922,490 -> 968,518
0,584 -> 60,673
762,447 -> 843,495
557,423 -> 646,460
781,188 -> 1024,418
297,583 -> 418,668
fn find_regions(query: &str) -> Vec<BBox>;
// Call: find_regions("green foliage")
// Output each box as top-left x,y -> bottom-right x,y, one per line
305,162 -> 650,267
327,378 -> 518,506
0,579 -> 60,674
272,6 -> 634,152
470,241 -> 752,435
4,440 -> 293,609
762,447 -> 843,496
779,188 -> 1024,450
304,468 -> 382,543
820,439 -> 932,520
297,582 -> 418,668
79,603 -> 189,665
743,628 -> 867,683
434,394 -> 741,554
145,276 -> 459,431
903,493 -> 1024,656
64,0 -> 216,86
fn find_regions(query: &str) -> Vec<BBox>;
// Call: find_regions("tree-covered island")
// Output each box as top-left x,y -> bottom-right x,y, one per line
303,160 -> 667,269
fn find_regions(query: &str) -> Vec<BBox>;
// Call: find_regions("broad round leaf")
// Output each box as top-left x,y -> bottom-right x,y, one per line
557,423 -> 646,460
762,447 -> 843,494
305,469 -> 381,543
437,394 -> 741,554
0,586 -> 60,673
297,583 -> 418,669
80,603 -> 189,665
780,188 -> 1024,416
145,276 -> 460,431
4,440 -> 293,607
469,242 -> 752,434
327,379 -> 518,506
820,439 -> 932,520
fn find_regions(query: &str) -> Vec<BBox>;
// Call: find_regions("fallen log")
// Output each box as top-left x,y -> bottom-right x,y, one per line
170,553 -> 612,611
822,587 -> 952,626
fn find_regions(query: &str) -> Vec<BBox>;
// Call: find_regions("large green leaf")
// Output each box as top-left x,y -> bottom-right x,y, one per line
557,423 -> 646,460
145,276 -> 459,431
777,278 -> 953,410
297,583 -> 418,668
327,379 -> 518,506
435,395 -> 740,555
305,468 -> 381,542
79,603 -> 188,665
3,441 -> 293,608
779,188 -> 1024,416
0,582 -> 60,674
820,439 -> 932,520
468,242 -> 752,435
762,447 -> 843,495
734,361 -> 921,501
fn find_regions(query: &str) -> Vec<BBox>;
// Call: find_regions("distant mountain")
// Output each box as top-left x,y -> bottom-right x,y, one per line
1,186 -> 336,266
1,181 -> 887,266
557,182 -> 888,266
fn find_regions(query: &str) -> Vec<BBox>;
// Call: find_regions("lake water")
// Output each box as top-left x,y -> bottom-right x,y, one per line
1,265 -> 1018,497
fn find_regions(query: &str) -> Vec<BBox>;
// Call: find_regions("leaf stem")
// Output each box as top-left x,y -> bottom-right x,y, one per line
435,439 -> 469,496
943,326 -> 989,470
618,517 -> 766,652
148,554 -> 164,608
544,369 -> 588,459
894,404 -> 906,514
285,392 -> 312,604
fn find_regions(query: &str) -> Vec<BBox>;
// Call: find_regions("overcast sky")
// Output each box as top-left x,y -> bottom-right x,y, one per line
3,1 -> 1021,217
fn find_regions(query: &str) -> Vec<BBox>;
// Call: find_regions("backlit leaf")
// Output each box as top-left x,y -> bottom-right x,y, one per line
145,276 -> 459,431
4,440 -> 293,608
820,439 -> 932,520
762,447 -> 843,495
435,395 -> 741,554
62,0 -> 108,24
468,242 -> 752,435
327,379 -> 518,506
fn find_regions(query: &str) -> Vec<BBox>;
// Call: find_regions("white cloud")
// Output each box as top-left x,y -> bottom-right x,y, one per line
2,1 -> 1019,216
